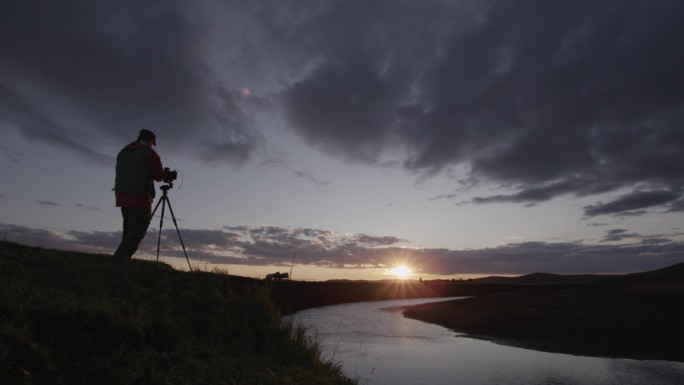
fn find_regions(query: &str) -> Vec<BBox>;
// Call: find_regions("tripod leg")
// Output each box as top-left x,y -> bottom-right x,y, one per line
165,198 -> 192,271
151,195 -> 164,219
156,197 -> 166,262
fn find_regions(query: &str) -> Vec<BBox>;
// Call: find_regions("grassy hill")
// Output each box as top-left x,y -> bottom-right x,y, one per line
0,241 -> 355,385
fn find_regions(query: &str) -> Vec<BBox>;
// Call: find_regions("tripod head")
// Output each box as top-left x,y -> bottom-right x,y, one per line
160,168 -> 180,194
160,183 -> 173,193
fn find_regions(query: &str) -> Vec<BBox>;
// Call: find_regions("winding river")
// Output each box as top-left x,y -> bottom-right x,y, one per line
287,298 -> 684,385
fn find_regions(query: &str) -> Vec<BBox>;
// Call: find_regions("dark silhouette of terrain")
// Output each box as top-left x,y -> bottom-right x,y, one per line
403,262 -> 684,362
470,262 -> 684,286
470,272 -> 609,285
4,238 -> 682,372
601,261 -> 684,285
0,241 -> 355,384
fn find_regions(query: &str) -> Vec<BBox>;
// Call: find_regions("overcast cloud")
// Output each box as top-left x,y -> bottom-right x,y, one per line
278,0 -> 684,215
1,0 -> 261,167
2,0 -> 683,216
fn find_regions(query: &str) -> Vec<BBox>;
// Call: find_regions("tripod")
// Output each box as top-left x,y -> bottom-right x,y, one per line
151,183 -> 192,270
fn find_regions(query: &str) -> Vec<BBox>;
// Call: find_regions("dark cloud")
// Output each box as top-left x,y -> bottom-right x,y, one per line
471,180 -> 579,205
5,223 -> 683,275
277,0 -> 684,215
0,0 -> 260,166
294,170 -> 331,187
667,199 -> 684,213
351,234 -> 406,247
600,228 -> 639,243
75,203 -> 102,211
3,0 -> 684,217
283,58 -> 407,164
587,222 -> 610,227
33,199 -> 60,207
641,237 -> 672,245
598,228 -> 684,245
1,144 -> 23,164
583,190 -> 681,217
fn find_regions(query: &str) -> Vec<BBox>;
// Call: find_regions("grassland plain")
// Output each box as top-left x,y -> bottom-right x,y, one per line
0,241 -> 356,385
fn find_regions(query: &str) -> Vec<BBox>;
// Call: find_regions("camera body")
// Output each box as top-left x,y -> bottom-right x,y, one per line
163,167 -> 178,183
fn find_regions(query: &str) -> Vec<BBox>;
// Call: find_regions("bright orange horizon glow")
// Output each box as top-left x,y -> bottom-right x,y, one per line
390,265 -> 412,279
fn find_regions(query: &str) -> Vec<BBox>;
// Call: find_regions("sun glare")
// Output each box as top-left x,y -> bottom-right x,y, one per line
390,265 -> 412,279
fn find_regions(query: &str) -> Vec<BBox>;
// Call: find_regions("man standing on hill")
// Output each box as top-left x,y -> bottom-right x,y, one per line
113,129 -> 165,263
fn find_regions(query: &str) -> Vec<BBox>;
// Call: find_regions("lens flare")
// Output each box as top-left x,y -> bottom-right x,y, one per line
390,265 -> 412,279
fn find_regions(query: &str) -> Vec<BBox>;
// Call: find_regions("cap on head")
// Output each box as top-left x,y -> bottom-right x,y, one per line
138,129 -> 157,146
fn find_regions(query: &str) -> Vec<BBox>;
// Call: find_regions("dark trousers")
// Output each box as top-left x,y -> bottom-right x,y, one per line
113,207 -> 151,262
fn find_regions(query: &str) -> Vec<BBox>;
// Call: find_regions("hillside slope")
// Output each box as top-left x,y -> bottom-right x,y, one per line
471,272 -> 609,285
0,241 -> 355,385
601,262 -> 684,286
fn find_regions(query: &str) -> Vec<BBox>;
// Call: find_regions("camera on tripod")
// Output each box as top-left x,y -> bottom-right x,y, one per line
163,167 -> 178,184
153,167 -> 192,270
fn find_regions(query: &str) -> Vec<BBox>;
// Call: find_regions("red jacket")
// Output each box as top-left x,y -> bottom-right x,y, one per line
115,142 -> 164,207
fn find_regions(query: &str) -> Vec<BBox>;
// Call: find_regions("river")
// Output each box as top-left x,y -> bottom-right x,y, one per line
286,297 -> 684,385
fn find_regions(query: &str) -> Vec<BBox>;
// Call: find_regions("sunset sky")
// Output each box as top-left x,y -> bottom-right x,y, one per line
2,0 -> 684,280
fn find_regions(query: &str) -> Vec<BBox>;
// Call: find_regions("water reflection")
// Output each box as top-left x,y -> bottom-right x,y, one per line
287,298 -> 684,385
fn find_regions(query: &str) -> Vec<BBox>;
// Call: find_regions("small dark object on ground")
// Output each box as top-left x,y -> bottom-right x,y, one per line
266,271 -> 289,280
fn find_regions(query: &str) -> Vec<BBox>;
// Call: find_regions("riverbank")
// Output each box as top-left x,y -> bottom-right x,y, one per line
0,241 -> 355,385
403,283 -> 684,362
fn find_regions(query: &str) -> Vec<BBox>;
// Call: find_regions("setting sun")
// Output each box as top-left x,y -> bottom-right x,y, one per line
390,265 -> 412,279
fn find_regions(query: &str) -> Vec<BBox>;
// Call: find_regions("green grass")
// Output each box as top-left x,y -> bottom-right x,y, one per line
0,241 -> 356,385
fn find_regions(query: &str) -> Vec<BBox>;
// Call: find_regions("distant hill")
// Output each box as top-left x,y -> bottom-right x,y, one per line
472,272 -> 609,285
470,261 -> 684,286
601,261 -> 684,286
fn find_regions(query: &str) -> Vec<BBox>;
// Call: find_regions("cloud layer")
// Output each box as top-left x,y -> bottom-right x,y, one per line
277,1 -> 684,215
2,0 -> 684,217
1,0 -> 260,166
4,223 -> 683,276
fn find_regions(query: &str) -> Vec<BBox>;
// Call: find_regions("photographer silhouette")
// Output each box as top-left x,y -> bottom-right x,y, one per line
113,129 -> 165,263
